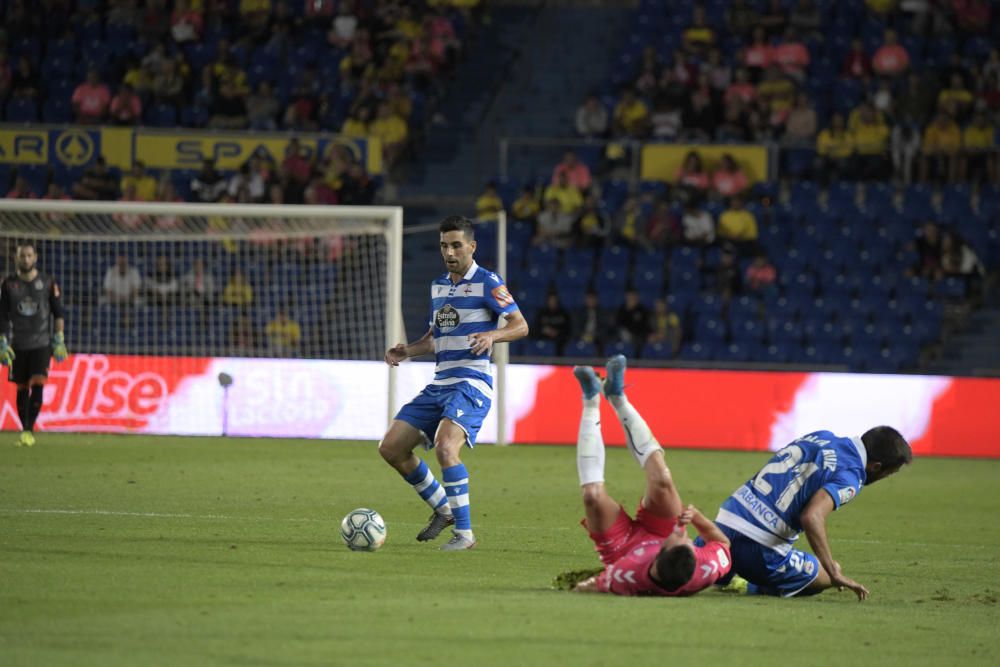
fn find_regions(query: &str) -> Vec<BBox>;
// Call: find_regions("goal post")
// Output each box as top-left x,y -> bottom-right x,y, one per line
0,199 -> 403,427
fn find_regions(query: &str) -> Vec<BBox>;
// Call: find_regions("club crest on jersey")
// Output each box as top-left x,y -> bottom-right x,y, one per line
34,279 -> 43,290
17,297 -> 38,316
491,285 -> 513,307
435,304 -> 461,333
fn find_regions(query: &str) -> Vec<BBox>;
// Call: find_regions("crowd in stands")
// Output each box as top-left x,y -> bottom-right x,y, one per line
1,0 -> 480,201
575,0 -> 998,186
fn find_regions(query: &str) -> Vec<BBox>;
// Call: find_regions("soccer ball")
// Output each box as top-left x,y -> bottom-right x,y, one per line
340,508 -> 387,552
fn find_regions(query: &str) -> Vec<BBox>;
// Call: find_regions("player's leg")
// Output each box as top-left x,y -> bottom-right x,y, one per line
572,365 -> 620,534
433,417 -> 476,550
11,348 -> 33,447
378,397 -> 455,541
22,347 -> 51,444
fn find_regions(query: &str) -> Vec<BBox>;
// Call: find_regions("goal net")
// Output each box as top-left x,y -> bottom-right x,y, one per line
0,200 -> 403,429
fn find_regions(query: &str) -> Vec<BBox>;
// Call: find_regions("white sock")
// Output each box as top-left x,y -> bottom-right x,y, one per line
576,398 -> 605,485
607,394 -> 662,468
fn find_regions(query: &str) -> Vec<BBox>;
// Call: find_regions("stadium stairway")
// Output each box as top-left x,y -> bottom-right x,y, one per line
926,295 -> 1000,377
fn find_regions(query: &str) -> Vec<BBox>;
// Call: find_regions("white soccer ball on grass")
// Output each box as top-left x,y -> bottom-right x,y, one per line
340,508 -> 387,552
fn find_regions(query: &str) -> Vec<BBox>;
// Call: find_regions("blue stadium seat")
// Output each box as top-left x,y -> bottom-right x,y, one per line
641,341 -> 675,360
694,317 -> 726,344
5,98 -> 39,123
678,341 -> 716,361
565,340 -> 598,358
147,103 -> 178,128
599,244 -> 631,273
605,340 -> 635,358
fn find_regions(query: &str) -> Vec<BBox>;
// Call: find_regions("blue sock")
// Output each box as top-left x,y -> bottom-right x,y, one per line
403,460 -> 450,514
442,463 -> 472,534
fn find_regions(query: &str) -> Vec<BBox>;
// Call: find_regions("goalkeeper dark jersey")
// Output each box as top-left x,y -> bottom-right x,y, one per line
0,272 -> 64,351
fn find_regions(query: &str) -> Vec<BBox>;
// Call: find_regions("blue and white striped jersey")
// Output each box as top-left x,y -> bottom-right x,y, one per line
716,431 -> 867,555
428,261 -> 518,400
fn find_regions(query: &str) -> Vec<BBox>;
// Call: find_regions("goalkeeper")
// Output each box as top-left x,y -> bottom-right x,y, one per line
0,241 -> 68,447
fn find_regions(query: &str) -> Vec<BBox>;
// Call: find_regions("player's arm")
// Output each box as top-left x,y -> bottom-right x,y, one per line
384,327 -> 434,366
468,309 -> 529,355
680,504 -> 730,547
800,490 -> 869,601
0,279 -> 10,335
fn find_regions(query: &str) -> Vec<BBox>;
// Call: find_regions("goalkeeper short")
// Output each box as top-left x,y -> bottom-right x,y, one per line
8,345 -> 52,384
395,383 -> 491,448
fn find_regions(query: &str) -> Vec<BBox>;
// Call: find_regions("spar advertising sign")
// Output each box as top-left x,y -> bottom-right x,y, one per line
2,355 -> 997,458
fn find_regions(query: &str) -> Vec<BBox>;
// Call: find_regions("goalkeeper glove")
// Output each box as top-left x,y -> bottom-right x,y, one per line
52,332 -> 68,363
0,336 -> 14,367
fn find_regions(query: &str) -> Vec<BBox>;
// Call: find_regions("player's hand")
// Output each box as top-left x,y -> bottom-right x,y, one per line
572,575 -> 600,593
384,343 -> 408,366
0,336 -> 14,367
678,504 -> 696,526
52,332 -> 68,363
467,331 -> 495,356
831,567 -> 870,601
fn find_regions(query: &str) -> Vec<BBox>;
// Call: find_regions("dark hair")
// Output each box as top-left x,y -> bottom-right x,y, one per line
15,240 -> 36,252
439,215 -> 475,241
861,426 -> 912,470
654,545 -> 697,591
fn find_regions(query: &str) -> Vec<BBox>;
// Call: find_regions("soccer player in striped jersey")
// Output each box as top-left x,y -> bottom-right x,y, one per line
571,355 -> 733,596
712,426 -> 912,599
378,216 -> 528,551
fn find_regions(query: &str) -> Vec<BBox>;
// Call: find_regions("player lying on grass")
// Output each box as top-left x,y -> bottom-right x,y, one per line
711,425 -> 912,600
571,355 -> 732,596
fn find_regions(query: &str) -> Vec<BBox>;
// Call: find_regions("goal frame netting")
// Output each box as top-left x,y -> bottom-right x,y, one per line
0,199 -> 404,427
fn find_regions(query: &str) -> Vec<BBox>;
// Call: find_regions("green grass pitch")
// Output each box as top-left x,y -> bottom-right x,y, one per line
2,434 -> 998,666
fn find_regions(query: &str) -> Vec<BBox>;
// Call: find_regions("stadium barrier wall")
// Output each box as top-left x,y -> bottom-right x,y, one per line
2,354 -> 996,457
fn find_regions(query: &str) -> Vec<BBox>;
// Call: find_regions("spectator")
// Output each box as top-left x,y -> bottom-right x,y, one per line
153,177 -> 184,230
551,151 -> 592,192
221,268 -> 254,309
681,200 -> 716,246
727,0 -> 760,39
785,92 -> 818,144
72,156 -> 119,201
705,48 -> 733,94
43,182 -> 71,201
773,27 -> 810,82
920,110 -> 962,183
246,81 -> 280,131
576,194 -> 611,248
534,293 -> 572,356
612,88 -> 650,138
369,102 -> 409,167
339,163 -> 376,205
103,255 -> 143,306
842,38 -> 871,78
789,0 -> 823,38
954,0 -> 991,34
328,4 -> 359,49
682,4 -> 716,57
283,68 -> 321,131
725,67 -> 758,107
913,221 -> 943,281
227,161 -> 267,202
10,55 -> 39,98
760,0 -> 789,37
852,103 -> 891,180
180,258 -> 216,306
675,150 -> 710,192
612,196 -> 646,247
5,175 -> 37,199
190,159 -> 227,203
121,161 -> 157,201
744,251 -> 777,294
145,256 -> 180,307
511,186 -> 540,224
940,231 -> 984,296
229,314 -> 258,353
265,308 -> 302,355
646,200 -> 680,248
891,123 -> 922,185
872,29 -> 910,78
209,81 -> 248,129
938,72 -> 975,122
816,113 -> 855,182
715,245 -> 742,301
742,26 -> 774,80
152,58 -> 184,108
872,79 -> 895,117
865,0 -> 899,16
475,182 -> 504,222
635,47 -> 662,97
0,53 -> 10,102
756,66 -> 795,128
712,154 -> 750,198
543,172 -> 584,215
962,108 -> 996,184
717,195 -> 759,254
614,289 -> 650,345
683,73 -> 719,140
340,106 -> 371,138
647,297 -> 682,356
573,290 -> 612,349
139,0 -> 171,43
170,0 -> 204,43
535,198 -> 575,247
895,73 -> 937,127
650,95 -> 683,140
72,69 -> 112,124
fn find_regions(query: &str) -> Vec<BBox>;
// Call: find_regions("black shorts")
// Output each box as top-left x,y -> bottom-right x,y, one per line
9,346 -> 52,385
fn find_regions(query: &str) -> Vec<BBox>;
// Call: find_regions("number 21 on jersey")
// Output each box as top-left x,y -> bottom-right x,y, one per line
752,445 -> 819,512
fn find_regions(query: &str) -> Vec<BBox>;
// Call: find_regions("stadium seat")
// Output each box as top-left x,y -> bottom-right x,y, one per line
565,340 -> 598,358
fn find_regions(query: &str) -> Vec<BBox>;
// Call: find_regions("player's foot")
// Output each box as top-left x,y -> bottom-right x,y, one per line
16,431 -> 35,447
717,575 -> 749,594
416,510 -> 455,542
572,366 -> 602,400
603,354 -> 627,397
440,531 -> 477,551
